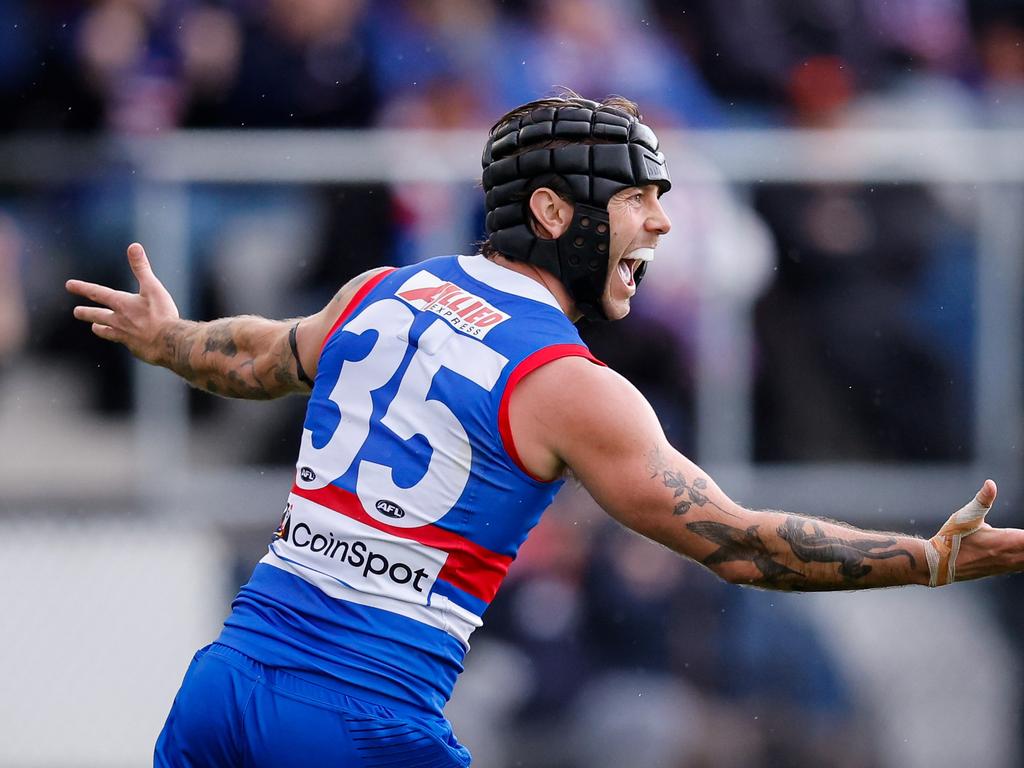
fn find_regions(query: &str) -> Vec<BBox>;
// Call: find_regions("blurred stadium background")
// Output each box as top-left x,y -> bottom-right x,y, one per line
1,0 -> 1023,766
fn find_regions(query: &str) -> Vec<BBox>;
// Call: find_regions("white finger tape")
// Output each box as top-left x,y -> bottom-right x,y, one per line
925,494 -> 990,587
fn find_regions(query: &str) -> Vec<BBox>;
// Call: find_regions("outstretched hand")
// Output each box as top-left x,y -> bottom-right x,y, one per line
66,243 -> 180,366
933,480 -> 1024,583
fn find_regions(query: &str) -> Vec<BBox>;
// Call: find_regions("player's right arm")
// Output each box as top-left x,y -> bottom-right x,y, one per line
508,356 -> 1024,590
66,242 -> 388,400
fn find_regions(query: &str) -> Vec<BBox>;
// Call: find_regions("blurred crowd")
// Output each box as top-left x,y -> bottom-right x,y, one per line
0,0 -> 1021,134
2,2 -> 1023,766
0,0 -> 1019,458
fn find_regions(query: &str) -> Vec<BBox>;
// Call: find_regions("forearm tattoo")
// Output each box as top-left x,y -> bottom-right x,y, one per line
647,447 -> 917,590
685,518 -> 917,590
161,317 -> 302,399
686,521 -> 803,583
776,517 -> 916,580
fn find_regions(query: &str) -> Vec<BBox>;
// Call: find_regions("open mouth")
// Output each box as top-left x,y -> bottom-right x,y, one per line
616,248 -> 655,288
617,258 -> 638,287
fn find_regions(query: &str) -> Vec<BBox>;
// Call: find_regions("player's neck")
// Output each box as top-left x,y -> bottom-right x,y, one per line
487,253 -> 581,321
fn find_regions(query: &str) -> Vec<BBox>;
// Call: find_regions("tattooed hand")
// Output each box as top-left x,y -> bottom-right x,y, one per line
67,242 -> 181,367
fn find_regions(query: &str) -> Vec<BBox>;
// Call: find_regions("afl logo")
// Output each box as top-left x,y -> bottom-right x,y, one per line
299,466 -> 316,482
375,499 -> 406,519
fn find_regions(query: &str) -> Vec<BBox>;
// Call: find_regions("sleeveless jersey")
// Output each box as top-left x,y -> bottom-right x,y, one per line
218,254 -> 602,720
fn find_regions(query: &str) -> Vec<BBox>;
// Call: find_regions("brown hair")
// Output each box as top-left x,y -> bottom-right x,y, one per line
478,90 -> 642,260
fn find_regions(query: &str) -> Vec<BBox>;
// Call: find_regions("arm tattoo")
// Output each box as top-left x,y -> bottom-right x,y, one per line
202,322 -> 239,357
161,318 -> 301,399
273,332 -> 305,390
686,521 -> 803,583
647,446 -> 738,518
646,449 -> 918,589
687,516 -> 917,589
777,516 -> 916,579
162,322 -> 199,382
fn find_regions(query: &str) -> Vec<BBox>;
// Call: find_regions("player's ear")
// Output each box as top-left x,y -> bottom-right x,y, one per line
528,188 -> 573,239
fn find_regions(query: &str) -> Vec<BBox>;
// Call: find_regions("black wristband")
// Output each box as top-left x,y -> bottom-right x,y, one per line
289,321 -> 315,388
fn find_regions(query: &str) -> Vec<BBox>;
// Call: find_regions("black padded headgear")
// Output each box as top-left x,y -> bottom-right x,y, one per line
482,98 -> 671,320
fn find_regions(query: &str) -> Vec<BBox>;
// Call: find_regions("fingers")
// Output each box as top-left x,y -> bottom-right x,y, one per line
126,242 -> 156,288
73,305 -> 116,325
91,323 -> 125,344
65,279 -> 131,308
72,304 -> 123,344
976,479 -> 998,508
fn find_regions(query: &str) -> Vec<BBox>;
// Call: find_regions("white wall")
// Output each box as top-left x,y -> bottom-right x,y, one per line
0,519 -> 227,767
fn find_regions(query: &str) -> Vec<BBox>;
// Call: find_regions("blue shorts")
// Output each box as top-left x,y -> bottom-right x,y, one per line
155,643 -> 471,767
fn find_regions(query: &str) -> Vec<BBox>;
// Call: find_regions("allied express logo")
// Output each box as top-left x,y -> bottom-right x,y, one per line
396,271 -> 510,339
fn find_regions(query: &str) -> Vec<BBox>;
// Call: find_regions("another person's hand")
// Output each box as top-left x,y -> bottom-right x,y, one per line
66,243 -> 180,366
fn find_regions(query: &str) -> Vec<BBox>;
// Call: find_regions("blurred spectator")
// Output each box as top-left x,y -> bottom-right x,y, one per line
497,0 -> 724,128
368,0 -> 504,266
176,5 -> 242,125
180,0 -> 376,128
971,2 -> 1024,126
368,0 -> 503,121
864,0 -> 974,77
376,72 -> 490,266
75,0 -> 183,133
753,180 -> 972,461
663,0 -> 888,120
0,2 -> 105,132
748,27 -> 974,462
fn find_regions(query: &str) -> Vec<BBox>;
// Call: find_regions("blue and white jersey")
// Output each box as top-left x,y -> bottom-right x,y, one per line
219,255 -> 602,719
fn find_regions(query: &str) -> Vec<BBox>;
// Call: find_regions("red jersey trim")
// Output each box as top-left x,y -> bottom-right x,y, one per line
498,344 -> 606,483
320,268 -> 398,352
291,483 -> 513,604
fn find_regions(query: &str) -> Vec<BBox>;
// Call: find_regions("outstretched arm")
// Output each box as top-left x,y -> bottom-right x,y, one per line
508,357 -> 1024,590
67,243 -> 387,399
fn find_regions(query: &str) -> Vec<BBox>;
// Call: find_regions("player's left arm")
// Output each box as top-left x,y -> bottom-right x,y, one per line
514,357 -> 1024,589
67,242 -> 386,399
